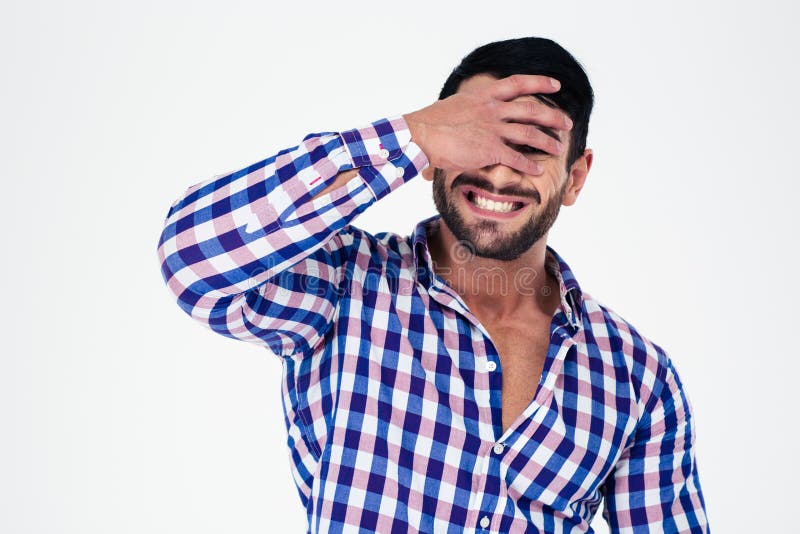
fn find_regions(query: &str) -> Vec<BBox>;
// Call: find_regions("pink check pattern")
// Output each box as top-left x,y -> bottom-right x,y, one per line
157,115 -> 709,533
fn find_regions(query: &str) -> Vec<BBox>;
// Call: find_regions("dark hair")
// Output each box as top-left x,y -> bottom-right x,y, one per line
439,37 -> 594,172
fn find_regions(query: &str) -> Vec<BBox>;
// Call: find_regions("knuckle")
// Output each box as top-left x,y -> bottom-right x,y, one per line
508,74 -> 523,89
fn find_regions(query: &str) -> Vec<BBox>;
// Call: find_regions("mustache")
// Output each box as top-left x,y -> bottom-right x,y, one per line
452,172 -> 541,204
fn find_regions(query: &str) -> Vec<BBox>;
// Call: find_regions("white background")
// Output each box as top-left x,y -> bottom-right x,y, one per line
2,1 -> 799,532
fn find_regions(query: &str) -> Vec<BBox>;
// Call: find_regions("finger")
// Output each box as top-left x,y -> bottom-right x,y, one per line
498,99 -> 573,131
499,122 -> 564,156
488,74 -> 562,102
497,145 -> 544,176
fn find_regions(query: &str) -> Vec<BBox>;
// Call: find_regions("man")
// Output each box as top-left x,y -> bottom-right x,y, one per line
157,37 -> 709,533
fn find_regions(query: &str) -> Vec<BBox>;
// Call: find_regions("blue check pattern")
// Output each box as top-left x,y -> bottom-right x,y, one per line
157,115 -> 709,533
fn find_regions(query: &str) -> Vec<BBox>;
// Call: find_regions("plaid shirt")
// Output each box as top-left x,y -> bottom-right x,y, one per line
157,115 -> 709,533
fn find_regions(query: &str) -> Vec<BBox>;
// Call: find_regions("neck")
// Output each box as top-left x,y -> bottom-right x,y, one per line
426,219 -> 560,322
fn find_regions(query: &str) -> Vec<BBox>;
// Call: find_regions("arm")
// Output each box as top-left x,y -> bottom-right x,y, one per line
156,116 -> 426,357
601,358 -> 710,533
155,74 -> 570,358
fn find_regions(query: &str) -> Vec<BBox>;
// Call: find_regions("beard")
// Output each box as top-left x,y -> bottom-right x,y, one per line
432,168 -> 567,262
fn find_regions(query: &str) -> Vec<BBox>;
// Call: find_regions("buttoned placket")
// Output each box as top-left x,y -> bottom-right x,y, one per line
423,268 -> 582,532
423,277 -> 500,531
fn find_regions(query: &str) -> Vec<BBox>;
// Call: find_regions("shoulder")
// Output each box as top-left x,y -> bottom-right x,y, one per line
333,224 -> 418,286
337,224 -> 414,263
579,291 -> 675,418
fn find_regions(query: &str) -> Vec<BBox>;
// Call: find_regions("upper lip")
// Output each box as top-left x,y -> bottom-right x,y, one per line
460,185 -> 532,206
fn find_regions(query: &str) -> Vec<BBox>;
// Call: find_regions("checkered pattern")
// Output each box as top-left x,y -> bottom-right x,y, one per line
157,115 -> 709,533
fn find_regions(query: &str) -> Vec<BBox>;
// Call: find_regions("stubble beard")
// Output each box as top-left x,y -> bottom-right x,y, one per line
431,168 -> 567,262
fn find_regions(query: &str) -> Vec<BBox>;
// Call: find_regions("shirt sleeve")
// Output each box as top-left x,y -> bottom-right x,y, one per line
600,357 -> 710,533
156,115 -> 429,357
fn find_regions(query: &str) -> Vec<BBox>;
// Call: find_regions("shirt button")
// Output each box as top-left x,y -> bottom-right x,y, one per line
479,515 -> 490,528
486,360 -> 497,372
492,442 -> 505,455
378,148 -> 390,159
395,166 -> 405,178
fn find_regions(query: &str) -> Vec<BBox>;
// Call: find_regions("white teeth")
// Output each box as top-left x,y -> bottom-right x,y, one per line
470,193 -> 516,213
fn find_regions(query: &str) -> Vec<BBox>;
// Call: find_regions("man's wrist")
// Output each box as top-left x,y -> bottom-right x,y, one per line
402,110 -> 431,167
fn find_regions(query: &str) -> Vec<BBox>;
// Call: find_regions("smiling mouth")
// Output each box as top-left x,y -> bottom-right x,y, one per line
464,190 -> 527,214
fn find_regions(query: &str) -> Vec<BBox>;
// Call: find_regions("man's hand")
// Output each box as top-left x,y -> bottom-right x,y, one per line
402,74 -> 573,177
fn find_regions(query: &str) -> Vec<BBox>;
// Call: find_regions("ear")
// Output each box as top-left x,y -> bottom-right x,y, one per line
421,166 -> 435,182
562,149 -> 592,206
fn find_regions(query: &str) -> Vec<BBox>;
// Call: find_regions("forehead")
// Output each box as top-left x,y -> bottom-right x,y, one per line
457,74 -> 564,143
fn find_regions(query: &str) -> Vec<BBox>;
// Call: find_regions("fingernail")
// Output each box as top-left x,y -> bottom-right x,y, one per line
550,78 -> 560,89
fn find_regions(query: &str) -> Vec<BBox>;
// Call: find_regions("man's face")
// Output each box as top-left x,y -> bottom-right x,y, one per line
431,73 -> 572,262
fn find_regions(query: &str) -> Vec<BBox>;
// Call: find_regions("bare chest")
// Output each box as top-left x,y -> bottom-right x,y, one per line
481,319 -> 553,435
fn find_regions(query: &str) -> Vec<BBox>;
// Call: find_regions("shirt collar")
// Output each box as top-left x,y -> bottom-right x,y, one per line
411,214 -> 584,329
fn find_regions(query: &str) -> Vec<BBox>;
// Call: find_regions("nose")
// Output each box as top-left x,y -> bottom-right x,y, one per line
479,163 -> 527,194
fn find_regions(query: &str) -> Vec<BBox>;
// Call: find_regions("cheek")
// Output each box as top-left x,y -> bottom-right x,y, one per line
528,168 -> 564,200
